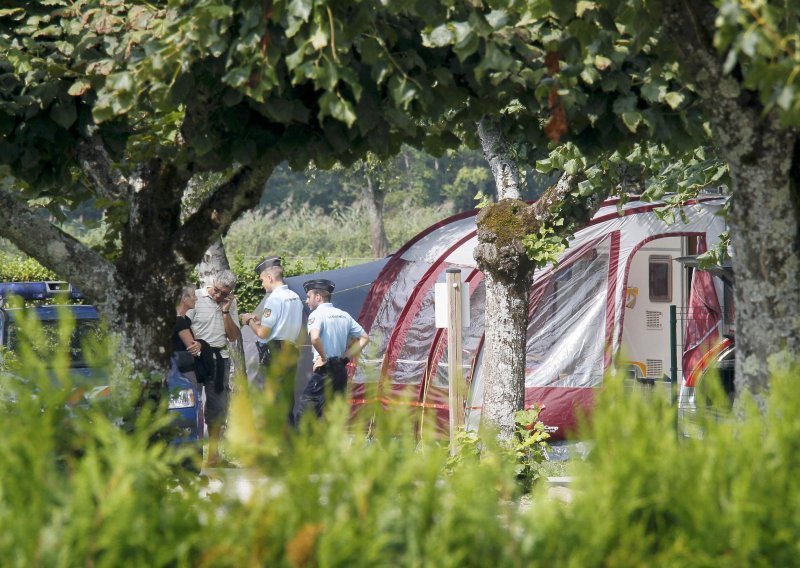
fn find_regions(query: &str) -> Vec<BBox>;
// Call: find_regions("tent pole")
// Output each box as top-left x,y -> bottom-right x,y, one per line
447,268 -> 465,455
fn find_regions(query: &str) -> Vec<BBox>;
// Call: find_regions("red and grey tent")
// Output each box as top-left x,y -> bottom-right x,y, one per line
350,195 -> 727,439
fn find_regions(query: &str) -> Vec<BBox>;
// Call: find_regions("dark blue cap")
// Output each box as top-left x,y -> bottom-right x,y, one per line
303,278 -> 335,293
255,256 -> 281,275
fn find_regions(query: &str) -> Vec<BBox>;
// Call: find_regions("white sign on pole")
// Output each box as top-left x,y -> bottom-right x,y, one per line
434,281 -> 470,329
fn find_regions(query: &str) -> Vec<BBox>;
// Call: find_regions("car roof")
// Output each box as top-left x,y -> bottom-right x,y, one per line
3,305 -> 98,321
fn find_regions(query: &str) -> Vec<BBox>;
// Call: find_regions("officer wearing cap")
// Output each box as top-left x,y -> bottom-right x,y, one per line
240,257 -> 303,382
294,278 -> 369,423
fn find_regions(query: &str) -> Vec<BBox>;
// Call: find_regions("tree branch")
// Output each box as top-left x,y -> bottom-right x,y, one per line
477,116 -> 521,200
0,186 -> 118,302
174,161 -> 276,263
75,135 -> 132,201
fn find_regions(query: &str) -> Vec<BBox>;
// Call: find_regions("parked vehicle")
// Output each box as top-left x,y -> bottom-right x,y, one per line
0,282 -> 202,447
678,336 -> 735,438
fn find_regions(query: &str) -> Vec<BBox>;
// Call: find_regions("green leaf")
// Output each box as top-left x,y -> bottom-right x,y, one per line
485,10 -> 508,29
0,8 -> 25,18
67,80 -> 92,97
309,24 -> 328,50
593,55 -> 612,70
452,22 -> 479,61
577,179 -> 594,196
319,92 -> 356,127
389,75 -> 418,109
641,82 -> 666,103
50,100 -> 76,128
424,24 -> 453,48
564,158 -> 581,175
663,91 -> 685,109
576,1 -> 598,17
621,111 -> 642,132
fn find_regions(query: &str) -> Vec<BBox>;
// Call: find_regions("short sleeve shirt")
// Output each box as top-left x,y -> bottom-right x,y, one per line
186,287 -> 240,355
307,302 -> 365,359
259,284 -> 303,343
171,315 -> 193,352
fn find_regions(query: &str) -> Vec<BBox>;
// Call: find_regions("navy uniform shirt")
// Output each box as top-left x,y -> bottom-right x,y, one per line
307,302 -> 365,360
260,284 -> 303,343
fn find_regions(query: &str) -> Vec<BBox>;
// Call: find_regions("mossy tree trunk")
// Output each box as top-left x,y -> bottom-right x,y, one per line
662,0 -> 800,403
474,170 -> 601,439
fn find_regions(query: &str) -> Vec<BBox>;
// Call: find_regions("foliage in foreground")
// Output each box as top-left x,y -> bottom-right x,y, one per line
3,318 -> 800,566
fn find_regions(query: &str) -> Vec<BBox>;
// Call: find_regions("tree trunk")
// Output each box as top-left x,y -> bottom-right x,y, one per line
478,116 -> 521,201
720,127 -> 800,402
661,0 -> 800,402
197,239 -> 231,287
480,261 -> 530,439
475,119 -> 527,439
0,157 -> 272,409
362,173 -> 390,258
474,170 -> 598,440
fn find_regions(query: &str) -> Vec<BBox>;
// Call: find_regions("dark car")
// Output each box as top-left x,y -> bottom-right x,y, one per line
0,282 -> 202,447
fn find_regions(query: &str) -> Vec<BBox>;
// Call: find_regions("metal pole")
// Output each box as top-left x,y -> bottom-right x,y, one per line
446,268 -> 464,455
669,304 -> 678,404
669,304 -> 679,437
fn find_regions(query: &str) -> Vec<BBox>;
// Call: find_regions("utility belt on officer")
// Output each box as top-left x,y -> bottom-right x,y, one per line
256,338 -> 291,366
317,356 -> 349,375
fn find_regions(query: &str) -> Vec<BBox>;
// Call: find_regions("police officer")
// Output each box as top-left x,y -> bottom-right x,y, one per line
240,257 -> 303,379
294,279 -> 369,424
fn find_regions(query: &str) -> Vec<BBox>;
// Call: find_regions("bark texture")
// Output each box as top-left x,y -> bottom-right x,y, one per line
197,239 -> 231,287
478,116 -> 521,200
662,0 -> 800,400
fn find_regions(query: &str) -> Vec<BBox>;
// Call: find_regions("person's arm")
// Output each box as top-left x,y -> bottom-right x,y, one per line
222,296 -> 241,342
345,332 -> 369,364
178,329 -> 201,355
309,328 -> 326,370
245,315 -> 272,340
243,299 -> 278,340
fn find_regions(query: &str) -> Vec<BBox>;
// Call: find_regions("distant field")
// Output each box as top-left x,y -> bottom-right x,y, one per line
225,201 -> 455,263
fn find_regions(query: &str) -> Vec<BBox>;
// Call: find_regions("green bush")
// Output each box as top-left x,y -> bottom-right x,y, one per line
229,253 -> 347,313
519,373 -> 800,566
0,253 -> 57,282
4,311 -> 800,567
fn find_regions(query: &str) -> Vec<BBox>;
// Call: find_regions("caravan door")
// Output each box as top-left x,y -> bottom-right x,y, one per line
620,236 -> 685,396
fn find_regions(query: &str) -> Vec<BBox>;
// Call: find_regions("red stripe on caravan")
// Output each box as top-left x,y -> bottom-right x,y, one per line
381,230 -> 478,379
604,231 -> 621,369
586,197 -> 719,227
357,209 -> 479,331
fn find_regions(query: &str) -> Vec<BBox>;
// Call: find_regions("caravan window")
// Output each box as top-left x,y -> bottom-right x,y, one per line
648,255 -> 672,302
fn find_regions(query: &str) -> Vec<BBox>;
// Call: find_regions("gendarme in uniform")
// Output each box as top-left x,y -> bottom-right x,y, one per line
294,278 -> 369,424
259,284 -> 303,345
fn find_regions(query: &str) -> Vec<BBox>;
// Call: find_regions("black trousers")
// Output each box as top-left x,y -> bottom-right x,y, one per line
293,357 -> 348,424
